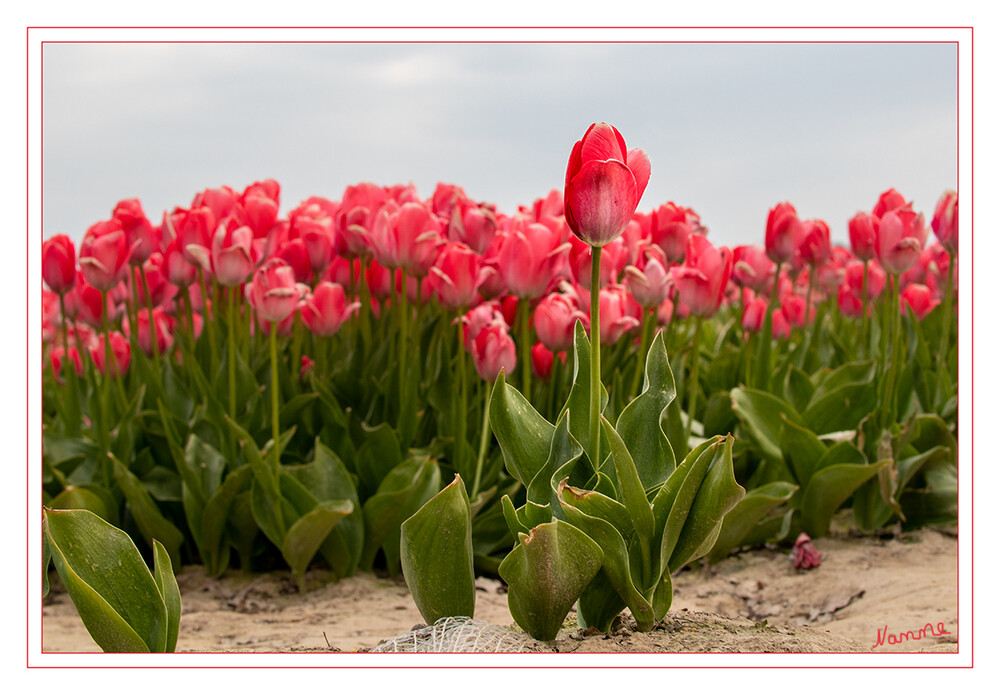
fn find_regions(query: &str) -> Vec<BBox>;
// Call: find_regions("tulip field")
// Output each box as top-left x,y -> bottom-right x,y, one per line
41,124 -> 958,650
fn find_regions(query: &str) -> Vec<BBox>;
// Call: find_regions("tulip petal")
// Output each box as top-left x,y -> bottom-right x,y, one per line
581,123 -> 627,164
626,148 -> 651,203
565,160 -> 638,247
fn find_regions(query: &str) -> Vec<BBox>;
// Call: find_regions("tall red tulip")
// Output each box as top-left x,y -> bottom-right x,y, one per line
42,235 -> 76,295
900,283 -> 940,321
564,122 -> 650,247
670,235 -> 734,318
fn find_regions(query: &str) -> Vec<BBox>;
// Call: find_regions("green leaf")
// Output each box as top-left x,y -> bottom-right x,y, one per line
490,370 -> 556,488
668,435 -> 745,572
730,387 -> 801,466
281,499 -> 354,590
526,409 -> 583,510
42,530 -> 51,598
360,456 -> 441,571
110,455 -> 184,568
600,415 -> 655,549
498,520 -> 603,642
151,539 -> 181,653
655,439 -> 717,574
401,475 -> 476,623
48,485 -> 115,523
707,481 -> 798,563
355,423 -> 403,499
784,367 -> 815,415
803,361 -> 877,433
558,483 -> 632,541
614,331 -> 677,491
561,321 -> 608,468
801,461 -> 888,537
44,508 -> 167,652
201,465 -> 252,575
780,415 -> 827,487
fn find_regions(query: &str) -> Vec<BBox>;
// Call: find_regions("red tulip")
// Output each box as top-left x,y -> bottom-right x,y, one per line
461,301 -> 505,352
448,200 -> 497,254
371,202 -> 445,277
428,242 -> 483,312
772,307 -> 791,340
837,285 -> 864,318
471,322 -> 516,382
530,342 -> 555,381
623,243 -> 671,308
211,218 -> 255,287
365,258 -> 396,301
799,219 -> 831,267
291,209 -> 336,274
132,255 -> 174,307
50,345 -> 83,383
564,122 -> 651,247
570,236 -> 627,290
249,259 -> 299,324
113,198 -> 160,264
848,211 -> 879,261
277,239 -> 312,284
742,296 -> 768,333
533,292 -> 587,353
900,283 -> 940,321
169,206 -> 215,270
872,188 -> 907,219
192,186 -> 239,224
162,237 -> 198,288
670,236 -> 734,318
79,220 -> 129,291
876,204 -> 926,275
73,277 -> 120,328
845,260 -> 886,300
300,354 -> 315,381
42,235 -> 77,295
650,202 -> 703,263
765,202 -> 803,265
931,190 -> 958,254
324,256 -> 361,290
300,282 -> 360,336
90,331 -> 131,378
126,306 -> 174,357
335,183 -> 388,259
732,245 -> 776,294
497,220 -> 570,300
430,182 -> 468,220
781,292 -> 811,328
597,284 -> 641,346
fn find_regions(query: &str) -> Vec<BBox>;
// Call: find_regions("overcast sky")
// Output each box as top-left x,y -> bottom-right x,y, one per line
42,41 -> 957,248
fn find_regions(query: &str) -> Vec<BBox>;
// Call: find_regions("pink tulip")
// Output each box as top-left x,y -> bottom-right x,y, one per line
533,292 -> 587,353
90,331 -> 131,378
132,255 -> 174,307
530,342 -> 556,382
570,235 -> 627,290
799,219 -> 831,267
335,183 -> 388,259
876,204 -> 927,275
370,202 -> 445,277
732,245 -> 776,294
365,259 -> 396,301
249,259 -> 299,324
623,243 -> 671,308
497,220 -> 570,299
448,200 -> 497,254
781,292 -> 811,328
192,186 -> 239,224
931,190 -> 958,254
651,202 -> 704,263
564,122 -> 651,247
113,198 -> 160,264
845,260 -> 886,300
162,237 -> 198,288
79,220 -> 129,291
169,206 -> 215,270
428,242 -> 483,312
462,301 -> 506,352
291,209 -> 336,274
670,235 -> 734,318
42,235 -> 77,295
742,296 -> 768,333
471,322 -> 516,382
597,284 -> 641,345
300,282 -> 360,337
241,180 -> 281,238
837,285 -> 864,318
430,182 -> 469,221
772,308 -> 791,340
277,239 -> 312,284
126,306 -> 174,357
211,218 -> 255,287
872,188 -> 907,219
793,532 -> 822,570
765,202 -> 803,265
900,283 -> 940,321
848,211 -> 879,261
50,345 -> 83,383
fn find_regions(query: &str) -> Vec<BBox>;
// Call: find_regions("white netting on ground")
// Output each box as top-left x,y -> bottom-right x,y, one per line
368,616 -> 535,653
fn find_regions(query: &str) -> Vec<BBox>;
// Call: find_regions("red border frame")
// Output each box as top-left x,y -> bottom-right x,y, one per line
27,26 -> 973,668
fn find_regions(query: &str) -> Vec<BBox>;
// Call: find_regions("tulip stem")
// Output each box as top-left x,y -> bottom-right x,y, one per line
861,260 -> 870,359
139,265 -> 162,371
881,275 -> 902,429
198,269 -> 219,376
270,323 -> 281,472
471,377 -> 495,501
938,252 -> 955,385
456,312 -> 468,485
684,317 -> 703,452
58,293 -> 81,436
228,287 -> 237,421
589,245 -> 603,469
517,299 -> 532,401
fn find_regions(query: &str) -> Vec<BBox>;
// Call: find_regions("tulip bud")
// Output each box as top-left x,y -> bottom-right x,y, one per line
42,235 -> 77,295
471,323 -> 516,382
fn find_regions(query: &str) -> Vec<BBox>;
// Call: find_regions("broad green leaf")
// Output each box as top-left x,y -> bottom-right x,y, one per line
801,461 -> 888,537
730,387 -> 801,466
355,422 -> 403,499
44,508 -> 167,652
151,540 -> 181,653
42,529 -> 51,597
498,520 -> 603,642
702,391 -> 737,438
707,481 -> 798,563
780,415 -> 827,487
651,438 -> 717,543
655,439 -> 717,575
614,332 -> 677,491
400,475 -> 476,623
110,455 -> 184,568
803,361 -> 877,433
600,416 -> 654,549
559,491 -> 655,631
201,465 -> 252,575
227,416 -> 281,503
577,569 -> 626,632
561,321 -> 609,468
501,494 -> 530,537
853,445 -> 951,530
490,371 -> 555,488
784,366 -> 815,415
817,440 -> 867,470
526,409 -> 582,509
360,456 -> 441,571
281,499 -> 354,590
559,483 -> 632,541
650,568 -> 674,621
48,485 -> 114,522
668,435 -> 745,571
279,392 -> 319,432
184,435 -> 227,501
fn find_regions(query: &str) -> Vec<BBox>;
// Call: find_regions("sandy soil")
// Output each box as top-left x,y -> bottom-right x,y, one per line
41,523 -> 958,654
